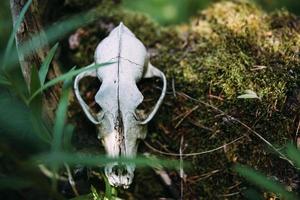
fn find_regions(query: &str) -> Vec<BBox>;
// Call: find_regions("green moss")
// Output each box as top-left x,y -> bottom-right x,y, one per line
67,0 -> 300,199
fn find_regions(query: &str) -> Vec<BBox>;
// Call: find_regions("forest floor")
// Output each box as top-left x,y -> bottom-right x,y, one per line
60,0 -> 300,199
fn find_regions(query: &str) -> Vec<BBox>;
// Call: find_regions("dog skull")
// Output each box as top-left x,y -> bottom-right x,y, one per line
74,22 -> 166,188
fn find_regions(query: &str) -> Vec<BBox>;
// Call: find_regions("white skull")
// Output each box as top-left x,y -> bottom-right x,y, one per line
74,22 -> 166,188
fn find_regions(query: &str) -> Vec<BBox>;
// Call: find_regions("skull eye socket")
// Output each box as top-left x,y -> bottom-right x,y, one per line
78,75 -> 102,114
135,77 -> 163,121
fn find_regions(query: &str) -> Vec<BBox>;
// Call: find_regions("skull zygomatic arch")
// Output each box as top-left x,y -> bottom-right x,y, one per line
73,22 -> 167,188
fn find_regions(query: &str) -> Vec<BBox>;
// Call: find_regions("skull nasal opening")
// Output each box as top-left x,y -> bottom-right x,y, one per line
112,164 -> 128,176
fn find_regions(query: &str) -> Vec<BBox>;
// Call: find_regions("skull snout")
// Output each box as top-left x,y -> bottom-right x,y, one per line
105,163 -> 135,189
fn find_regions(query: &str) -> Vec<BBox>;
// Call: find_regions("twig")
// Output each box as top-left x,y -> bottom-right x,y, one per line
64,163 -> 79,196
219,191 -> 241,197
194,169 -> 220,182
207,94 -> 224,101
91,170 -> 102,179
175,105 -> 199,128
296,119 -> 300,137
188,118 -> 214,132
179,136 -> 184,200
38,164 -> 67,181
296,120 -> 300,148
155,140 -> 174,153
177,92 -> 294,166
144,135 -> 246,157
172,78 -> 176,98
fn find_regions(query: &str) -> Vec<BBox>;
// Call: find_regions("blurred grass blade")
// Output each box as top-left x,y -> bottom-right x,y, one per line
30,65 -> 42,101
62,124 -> 75,152
6,67 -> 30,103
34,152 -> 180,169
30,65 -> 41,94
0,90 -> 46,149
28,62 -> 114,102
29,64 -> 51,144
52,70 -> 73,152
286,144 -> 300,168
39,43 -> 59,85
2,0 -> 33,69
30,113 -> 52,144
234,164 -> 298,200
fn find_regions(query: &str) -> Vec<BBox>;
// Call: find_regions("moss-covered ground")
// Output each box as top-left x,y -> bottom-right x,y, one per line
65,0 -> 300,199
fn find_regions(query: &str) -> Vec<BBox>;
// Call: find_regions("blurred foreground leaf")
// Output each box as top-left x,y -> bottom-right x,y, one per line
235,164 -> 298,200
52,71 -> 73,152
33,152 -> 180,169
0,90 -> 43,147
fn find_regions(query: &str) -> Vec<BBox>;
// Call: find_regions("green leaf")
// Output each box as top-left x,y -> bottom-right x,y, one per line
63,124 -> 75,152
2,0 -> 33,69
28,62 -> 114,103
39,43 -> 59,85
234,164 -> 298,200
237,90 -> 260,99
51,72 -> 73,152
50,76 -> 73,188
30,65 -> 42,114
30,112 -> 52,144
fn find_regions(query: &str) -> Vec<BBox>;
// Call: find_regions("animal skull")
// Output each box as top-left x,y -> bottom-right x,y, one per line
74,22 -> 166,188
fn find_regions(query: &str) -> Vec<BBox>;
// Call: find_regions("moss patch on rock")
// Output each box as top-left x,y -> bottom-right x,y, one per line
66,0 -> 300,199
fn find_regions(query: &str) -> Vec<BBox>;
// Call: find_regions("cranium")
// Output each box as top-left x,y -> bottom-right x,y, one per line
74,22 -> 166,188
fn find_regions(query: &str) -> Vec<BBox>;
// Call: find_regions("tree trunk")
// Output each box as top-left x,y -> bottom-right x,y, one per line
10,0 -> 61,122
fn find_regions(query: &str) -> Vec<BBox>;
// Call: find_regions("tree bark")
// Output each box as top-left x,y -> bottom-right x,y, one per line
10,0 -> 61,122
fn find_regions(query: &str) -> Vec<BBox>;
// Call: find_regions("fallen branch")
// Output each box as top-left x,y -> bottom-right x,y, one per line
64,163 -> 79,196
144,135 -> 246,157
38,164 -> 67,181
